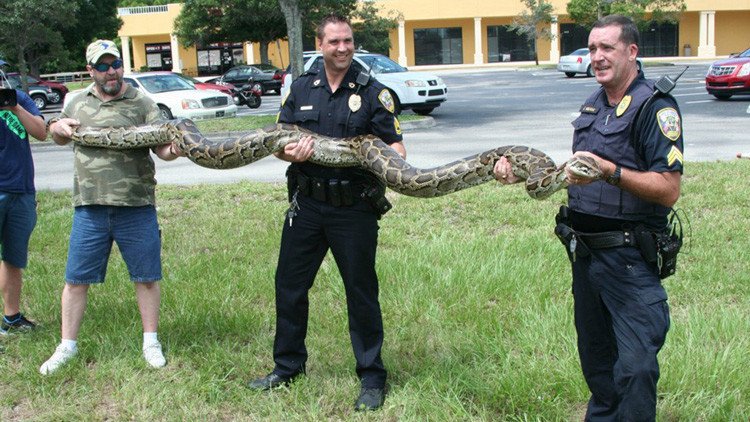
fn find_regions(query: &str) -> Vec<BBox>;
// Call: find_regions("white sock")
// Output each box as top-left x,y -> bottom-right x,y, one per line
143,332 -> 159,348
61,338 -> 78,352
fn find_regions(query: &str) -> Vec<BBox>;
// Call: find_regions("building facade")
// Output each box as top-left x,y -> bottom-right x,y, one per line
117,1 -> 750,75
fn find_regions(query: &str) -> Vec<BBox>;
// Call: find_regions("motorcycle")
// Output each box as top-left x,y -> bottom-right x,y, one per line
238,81 -> 262,109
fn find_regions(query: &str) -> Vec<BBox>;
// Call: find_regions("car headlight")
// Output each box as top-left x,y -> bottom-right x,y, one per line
738,63 -> 750,77
181,99 -> 201,109
404,80 -> 427,87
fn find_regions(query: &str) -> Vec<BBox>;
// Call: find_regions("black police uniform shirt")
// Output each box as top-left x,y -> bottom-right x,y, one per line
278,64 -> 403,179
567,72 -> 684,231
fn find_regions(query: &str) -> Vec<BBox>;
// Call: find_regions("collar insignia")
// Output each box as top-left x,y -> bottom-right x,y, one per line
348,82 -> 355,89
313,79 -> 320,86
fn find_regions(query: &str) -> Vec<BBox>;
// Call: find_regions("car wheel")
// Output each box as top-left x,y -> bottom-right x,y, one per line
713,93 -> 732,100
49,89 -> 63,104
31,94 -> 47,110
413,107 -> 435,116
565,72 -> 576,78
586,65 -> 594,77
158,105 -> 173,119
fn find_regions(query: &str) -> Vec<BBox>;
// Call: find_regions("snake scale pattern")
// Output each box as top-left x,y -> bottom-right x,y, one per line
71,118 -> 601,199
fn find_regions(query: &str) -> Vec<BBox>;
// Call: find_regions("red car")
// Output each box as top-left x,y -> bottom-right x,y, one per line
705,47 -> 750,100
7,72 -> 69,104
174,73 -> 260,108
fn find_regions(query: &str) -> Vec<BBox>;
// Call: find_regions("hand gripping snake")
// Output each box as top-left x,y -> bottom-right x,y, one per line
70,118 -> 602,200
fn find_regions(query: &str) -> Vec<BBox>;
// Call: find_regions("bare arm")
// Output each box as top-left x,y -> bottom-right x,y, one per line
1,104 -> 46,141
567,151 -> 681,208
48,118 -> 81,146
389,141 -> 406,159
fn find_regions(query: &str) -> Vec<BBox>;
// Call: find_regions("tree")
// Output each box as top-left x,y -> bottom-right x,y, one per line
566,0 -> 686,30
509,0 -> 555,65
0,0 -> 121,79
59,0 -> 123,72
351,1 -> 399,56
0,0 -> 77,89
174,0 -> 286,65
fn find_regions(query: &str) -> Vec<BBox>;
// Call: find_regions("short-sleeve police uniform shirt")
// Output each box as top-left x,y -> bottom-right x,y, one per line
278,64 -> 402,177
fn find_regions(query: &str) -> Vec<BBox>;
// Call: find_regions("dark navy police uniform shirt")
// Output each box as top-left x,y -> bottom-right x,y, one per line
0,90 -> 41,193
568,73 -> 684,231
278,65 -> 402,179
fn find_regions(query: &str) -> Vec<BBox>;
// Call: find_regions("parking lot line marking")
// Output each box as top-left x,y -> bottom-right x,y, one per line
672,92 -> 710,97
685,100 -> 713,104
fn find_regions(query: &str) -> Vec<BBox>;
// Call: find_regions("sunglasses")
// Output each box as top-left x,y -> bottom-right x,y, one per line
91,59 -> 124,72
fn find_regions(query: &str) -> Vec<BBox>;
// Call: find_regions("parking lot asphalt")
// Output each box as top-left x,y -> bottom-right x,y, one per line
32,62 -> 748,191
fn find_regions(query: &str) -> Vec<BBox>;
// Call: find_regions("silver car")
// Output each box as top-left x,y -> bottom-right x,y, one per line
558,48 -> 643,78
557,48 -> 594,78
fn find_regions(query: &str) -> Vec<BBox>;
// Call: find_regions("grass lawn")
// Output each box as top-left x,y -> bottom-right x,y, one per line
1,159 -> 748,420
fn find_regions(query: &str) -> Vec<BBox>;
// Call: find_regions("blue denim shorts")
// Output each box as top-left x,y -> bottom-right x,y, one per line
0,193 -> 37,268
65,205 -> 162,284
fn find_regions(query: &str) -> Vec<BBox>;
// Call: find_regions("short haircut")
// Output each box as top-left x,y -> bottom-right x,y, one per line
593,14 -> 640,47
316,13 -> 351,41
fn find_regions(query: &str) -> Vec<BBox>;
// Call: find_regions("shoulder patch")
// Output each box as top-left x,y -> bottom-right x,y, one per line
378,89 -> 395,114
656,107 -> 681,141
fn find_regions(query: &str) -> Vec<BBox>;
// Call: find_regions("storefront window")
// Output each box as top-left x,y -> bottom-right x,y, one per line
640,22 -> 678,57
196,42 -> 244,76
487,26 -> 534,62
414,28 -> 463,65
559,23 -> 590,56
145,43 -> 172,71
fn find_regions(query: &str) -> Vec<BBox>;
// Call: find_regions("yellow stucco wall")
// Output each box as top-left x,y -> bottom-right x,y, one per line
118,1 -> 750,74
714,11 -> 750,55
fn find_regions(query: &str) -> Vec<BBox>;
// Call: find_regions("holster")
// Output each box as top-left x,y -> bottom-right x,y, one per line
554,205 -> 590,261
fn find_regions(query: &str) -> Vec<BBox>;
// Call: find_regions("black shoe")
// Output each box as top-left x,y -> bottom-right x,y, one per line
247,371 -> 303,391
0,313 -> 36,335
354,387 -> 385,411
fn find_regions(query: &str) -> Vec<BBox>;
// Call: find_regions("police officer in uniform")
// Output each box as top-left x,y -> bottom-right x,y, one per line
496,15 -> 683,421
247,14 -> 405,412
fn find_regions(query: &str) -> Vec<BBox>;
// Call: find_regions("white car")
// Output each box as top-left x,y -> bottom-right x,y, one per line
281,52 -> 448,115
123,72 -> 237,120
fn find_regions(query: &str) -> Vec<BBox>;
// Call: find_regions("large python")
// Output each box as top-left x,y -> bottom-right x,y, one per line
71,118 -> 602,200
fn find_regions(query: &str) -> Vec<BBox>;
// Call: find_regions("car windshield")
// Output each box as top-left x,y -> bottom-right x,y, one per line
570,48 -> 589,56
137,74 -> 194,93
357,55 -> 406,74
739,48 -> 750,58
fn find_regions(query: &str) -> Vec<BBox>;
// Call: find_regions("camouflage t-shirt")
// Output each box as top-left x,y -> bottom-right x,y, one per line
61,84 -> 161,207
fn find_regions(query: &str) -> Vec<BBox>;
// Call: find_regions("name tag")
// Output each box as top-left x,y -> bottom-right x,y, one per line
300,105 -> 313,111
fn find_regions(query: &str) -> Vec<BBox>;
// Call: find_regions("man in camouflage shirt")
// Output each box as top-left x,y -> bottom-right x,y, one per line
41,40 -> 182,375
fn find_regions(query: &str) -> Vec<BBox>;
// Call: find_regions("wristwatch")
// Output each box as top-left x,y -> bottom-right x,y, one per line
45,117 -> 61,132
606,165 -> 622,186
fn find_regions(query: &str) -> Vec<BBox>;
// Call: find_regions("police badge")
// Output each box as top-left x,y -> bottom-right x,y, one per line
348,94 -> 361,112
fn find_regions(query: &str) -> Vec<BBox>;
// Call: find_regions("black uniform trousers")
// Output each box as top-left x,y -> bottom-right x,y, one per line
571,246 -> 670,422
272,192 -> 387,388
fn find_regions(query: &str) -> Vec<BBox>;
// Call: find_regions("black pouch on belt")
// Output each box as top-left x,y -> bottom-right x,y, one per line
340,180 -> 354,206
311,178 -> 326,202
328,179 -> 342,207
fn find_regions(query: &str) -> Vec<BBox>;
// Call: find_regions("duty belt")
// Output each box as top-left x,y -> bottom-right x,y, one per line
577,230 -> 638,249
